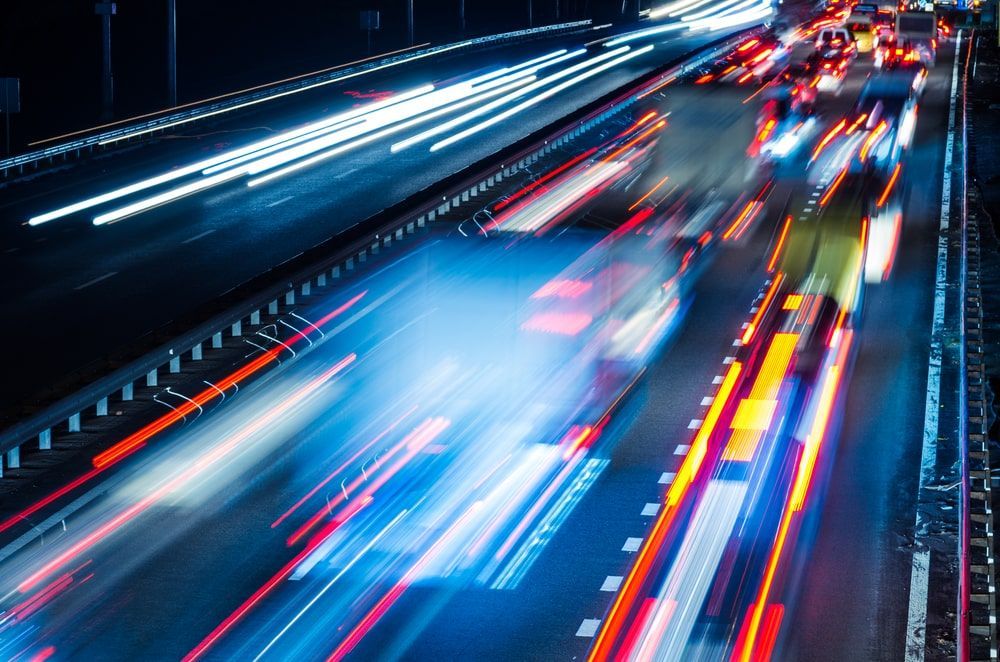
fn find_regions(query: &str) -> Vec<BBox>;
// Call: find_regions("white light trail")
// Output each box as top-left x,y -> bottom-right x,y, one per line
430,45 -> 654,152
245,76 -> 535,187
391,47 -> 624,153
29,85 -> 435,226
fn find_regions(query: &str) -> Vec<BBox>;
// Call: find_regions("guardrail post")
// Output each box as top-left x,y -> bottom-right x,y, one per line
169,356 -> 181,373
395,228 -> 403,240
346,256 -> 354,271
269,299 -> 279,314
285,290 -> 295,305
250,310 -> 260,325
192,342 -> 203,361
39,428 -> 51,450
122,382 -> 133,401
96,397 -> 108,416
233,319 -> 244,336
147,368 -> 158,386
317,273 -> 326,287
4,446 -> 17,470
68,412 -> 81,432
301,281 -> 311,296
331,265 -> 340,279
358,250 -> 367,263
212,332 -> 222,349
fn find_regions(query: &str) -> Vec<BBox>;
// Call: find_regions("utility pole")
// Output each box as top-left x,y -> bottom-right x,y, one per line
459,0 -> 465,34
167,0 -> 177,107
407,0 -> 414,46
528,0 -> 534,26
95,2 -> 117,121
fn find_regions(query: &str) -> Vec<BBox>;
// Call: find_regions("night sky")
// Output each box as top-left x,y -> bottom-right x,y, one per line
0,0 -> 602,149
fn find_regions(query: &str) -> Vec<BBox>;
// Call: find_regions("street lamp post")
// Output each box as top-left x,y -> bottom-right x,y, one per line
95,2 -> 117,121
167,0 -> 177,107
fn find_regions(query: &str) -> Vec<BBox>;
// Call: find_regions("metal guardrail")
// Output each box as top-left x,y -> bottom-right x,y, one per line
0,20 -> 593,180
961,28 -> 997,662
0,26 -> 764,475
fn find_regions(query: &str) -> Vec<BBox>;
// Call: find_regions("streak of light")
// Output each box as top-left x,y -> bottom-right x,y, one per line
392,47 -> 620,153
859,120 -> 887,162
326,497 -> 482,660
811,118 -> 846,162
182,490 -> 375,662
588,361 -> 743,659
429,46 -> 655,152
767,216 -> 792,273
0,292 -> 366,537
17,355 -> 357,594
269,405 -> 418,529
28,87 -> 434,225
877,163 -> 902,207
817,167 -> 847,207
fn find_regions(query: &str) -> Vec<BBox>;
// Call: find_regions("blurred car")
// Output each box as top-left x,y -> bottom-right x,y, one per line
806,47 -> 851,93
873,8 -> 896,36
815,27 -> 857,57
847,18 -> 876,52
850,74 -> 919,170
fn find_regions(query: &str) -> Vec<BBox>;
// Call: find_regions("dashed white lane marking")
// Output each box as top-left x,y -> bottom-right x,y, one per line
577,619 -> 602,637
622,537 -> 643,552
732,339 -> 742,347
266,195 -> 294,208
641,503 -> 661,517
712,375 -> 724,384
182,228 -> 216,244
723,356 -> 736,364
674,444 -> 690,456
701,396 -> 714,406
74,271 -> 117,290
688,419 -> 703,430
601,576 -> 624,592
332,166 -> 360,180
659,472 -> 676,485
740,322 -> 750,330
905,30 -> 964,662
750,306 -> 759,313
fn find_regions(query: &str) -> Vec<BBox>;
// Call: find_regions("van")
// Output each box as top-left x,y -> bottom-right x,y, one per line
847,17 -> 876,52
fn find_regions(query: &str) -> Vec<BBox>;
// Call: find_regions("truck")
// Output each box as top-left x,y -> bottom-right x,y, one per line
895,11 -> 937,64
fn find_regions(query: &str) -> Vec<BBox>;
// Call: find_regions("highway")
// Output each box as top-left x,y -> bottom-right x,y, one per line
0,13 -> 759,421
0,8 -> 963,662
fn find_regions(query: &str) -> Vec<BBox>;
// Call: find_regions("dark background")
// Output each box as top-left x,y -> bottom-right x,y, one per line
0,0 -> 620,152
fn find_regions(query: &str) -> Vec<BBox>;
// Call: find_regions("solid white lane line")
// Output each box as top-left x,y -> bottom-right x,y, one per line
182,229 -> 216,244
74,271 -> 117,290
905,30 -> 963,662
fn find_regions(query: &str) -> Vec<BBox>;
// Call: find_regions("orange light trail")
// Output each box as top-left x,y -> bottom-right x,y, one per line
811,118 -> 846,161
766,216 -> 792,272
628,174 -> 670,211
0,291 -> 367,537
18,354 -> 358,595
877,163 -> 902,207
859,120 -> 887,162
589,361 -> 743,660
818,167 -> 847,207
